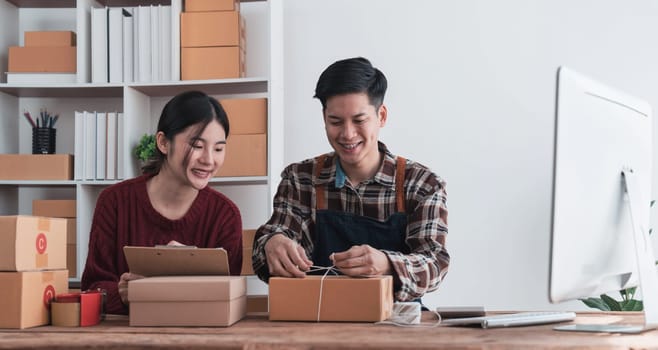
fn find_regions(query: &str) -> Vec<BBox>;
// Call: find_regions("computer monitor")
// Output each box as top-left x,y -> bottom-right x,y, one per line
549,66 -> 658,333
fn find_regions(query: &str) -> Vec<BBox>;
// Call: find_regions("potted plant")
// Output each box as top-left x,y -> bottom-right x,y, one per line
133,133 -> 156,165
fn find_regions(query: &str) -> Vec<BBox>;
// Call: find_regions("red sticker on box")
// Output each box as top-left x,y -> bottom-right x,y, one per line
36,233 -> 47,254
43,285 -> 55,309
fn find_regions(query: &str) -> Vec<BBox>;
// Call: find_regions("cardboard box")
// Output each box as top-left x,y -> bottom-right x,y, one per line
24,31 -> 76,47
0,215 -> 67,272
0,270 -> 68,329
185,0 -> 239,12
8,46 -> 76,73
128,276 -> 247,327
215,134 -> 266,177
67,244 -> 76,277
0,154 -> 73,180
32,200 -> 77,218
246,294 -> 268,315
181,11 -> 240,47
269,276 -> 393,322
181,46 -> 244,80
240,229 -> 256,275
64,218 -> 76,277
220,98 -> 267,135
51,290 -> 103,327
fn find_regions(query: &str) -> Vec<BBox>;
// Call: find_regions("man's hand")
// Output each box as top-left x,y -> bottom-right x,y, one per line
118,272 -> 145,305
264,234 -> 313,278
331,245 -> 391,276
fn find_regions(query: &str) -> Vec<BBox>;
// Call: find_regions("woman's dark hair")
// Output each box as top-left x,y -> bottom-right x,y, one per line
313,57 -> 387,110
142,90 -> 230,175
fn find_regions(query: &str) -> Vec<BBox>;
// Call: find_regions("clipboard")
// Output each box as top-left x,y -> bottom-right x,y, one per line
123,246 -> 230,276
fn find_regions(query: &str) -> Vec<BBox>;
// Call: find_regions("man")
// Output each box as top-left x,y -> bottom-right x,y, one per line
252,57 -> 449,302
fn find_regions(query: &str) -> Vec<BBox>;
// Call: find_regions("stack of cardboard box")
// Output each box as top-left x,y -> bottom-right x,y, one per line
32,200 -> 77,278
8,31 -> 76,73
216,98 -> 267,177
0,216 -> 69,329
181,0 -> 246,80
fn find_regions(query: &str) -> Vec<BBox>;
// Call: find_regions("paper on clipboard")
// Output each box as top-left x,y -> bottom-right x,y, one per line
123,246 -> 230,276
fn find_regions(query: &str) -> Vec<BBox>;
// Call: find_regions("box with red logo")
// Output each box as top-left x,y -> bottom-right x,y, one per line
0,216 -> 67,271
0,270 -> 68,328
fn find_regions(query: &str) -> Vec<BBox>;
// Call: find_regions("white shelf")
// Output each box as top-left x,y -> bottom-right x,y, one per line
0,0 -> 283,292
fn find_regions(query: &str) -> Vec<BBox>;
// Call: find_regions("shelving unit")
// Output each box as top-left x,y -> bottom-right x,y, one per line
0,0 -> 283,293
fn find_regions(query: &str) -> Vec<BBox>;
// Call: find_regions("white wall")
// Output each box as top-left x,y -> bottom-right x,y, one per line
282,0 -> 658,311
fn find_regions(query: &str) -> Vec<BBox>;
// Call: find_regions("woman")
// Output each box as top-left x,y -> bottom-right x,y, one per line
81,91 -> 242,315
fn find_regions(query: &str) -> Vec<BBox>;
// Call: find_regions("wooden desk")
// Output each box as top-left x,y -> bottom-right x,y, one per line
1,312 -> 657,349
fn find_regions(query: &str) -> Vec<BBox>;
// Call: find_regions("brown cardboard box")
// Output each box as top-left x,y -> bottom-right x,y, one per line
64,218 -> 76,277
185,0 -> 239,12
181,46 -> 243,80
8,46 -> 76,72
0,216 -> 67,272
25,31 -> 76,47
67,244 -> 76,277
32,200 -> 77,218
220,98 -> 267,135
0,154 -> 73,180
269,276 -> 393,322
0,270 -> 68,328
246,294 -> 268,314
181,11 -> 240,47
215,134 -> 266,177
240,229 -> 256,275
128,276 -> 247,327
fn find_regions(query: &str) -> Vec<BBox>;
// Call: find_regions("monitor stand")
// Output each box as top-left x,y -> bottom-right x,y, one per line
555,169 -> 658,333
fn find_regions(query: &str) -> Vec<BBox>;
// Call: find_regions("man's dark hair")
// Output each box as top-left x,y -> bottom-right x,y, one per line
313,57 -> 387,110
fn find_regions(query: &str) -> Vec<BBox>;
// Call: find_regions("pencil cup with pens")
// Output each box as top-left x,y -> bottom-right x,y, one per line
24,109 -> 58,154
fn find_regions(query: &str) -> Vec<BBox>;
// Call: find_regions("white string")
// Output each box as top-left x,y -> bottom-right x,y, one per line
376,302 -> 443,328
306,265 -> 340,322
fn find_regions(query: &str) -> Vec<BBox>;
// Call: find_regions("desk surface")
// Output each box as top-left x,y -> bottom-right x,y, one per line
1,312 -> 657,349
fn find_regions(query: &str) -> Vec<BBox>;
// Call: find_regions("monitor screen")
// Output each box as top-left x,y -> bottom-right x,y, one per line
549,66 -> 658,333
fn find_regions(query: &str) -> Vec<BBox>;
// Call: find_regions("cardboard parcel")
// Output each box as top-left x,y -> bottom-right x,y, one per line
128,276 -> 247,327
269,275 -> 394,322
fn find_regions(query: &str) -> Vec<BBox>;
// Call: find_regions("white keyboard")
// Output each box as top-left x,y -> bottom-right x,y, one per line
440,311 -> 576,329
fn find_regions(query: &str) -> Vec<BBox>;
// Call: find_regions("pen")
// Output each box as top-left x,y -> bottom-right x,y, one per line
23,111 -> 36,128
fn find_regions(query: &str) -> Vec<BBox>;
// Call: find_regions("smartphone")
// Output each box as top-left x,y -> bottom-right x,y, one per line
435,306 -> 486,318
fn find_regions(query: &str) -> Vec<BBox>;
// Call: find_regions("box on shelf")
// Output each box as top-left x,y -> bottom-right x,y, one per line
181,11 -> 242,47
181,46 -> 244,80
8,46 -> 76,73
215,134 -> 266,177
51,290 -> 103,327
220,98 -> 267,135
0,270 -> 68,329
184,0 -> 239,12
241,229 -> 256,275
32,200 -> 77,218
246,294 -> 268,315
0,154 -> 73,180
24,31 -> 76,47
269,276 -> 393,322
65,218 -> 76,277
128,276 -> 247,327
0,215 -> 67,272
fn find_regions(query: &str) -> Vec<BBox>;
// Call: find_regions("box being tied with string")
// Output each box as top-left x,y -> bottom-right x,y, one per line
268,275 -> 394,322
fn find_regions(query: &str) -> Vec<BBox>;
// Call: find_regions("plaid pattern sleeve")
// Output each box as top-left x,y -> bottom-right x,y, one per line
386,163 -> 450,301
252,159 -> 317,280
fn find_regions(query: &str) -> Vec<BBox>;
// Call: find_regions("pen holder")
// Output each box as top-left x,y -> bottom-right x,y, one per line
32,127 -> 56,154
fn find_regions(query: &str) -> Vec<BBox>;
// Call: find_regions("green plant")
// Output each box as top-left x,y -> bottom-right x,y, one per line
133,134 -> 156,163
580,200 -> 656,311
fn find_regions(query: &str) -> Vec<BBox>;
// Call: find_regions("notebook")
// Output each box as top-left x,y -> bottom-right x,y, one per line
439,311 -> 576,329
